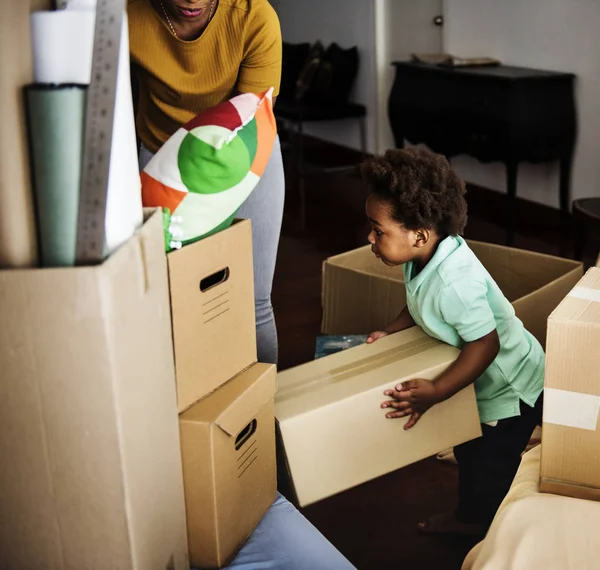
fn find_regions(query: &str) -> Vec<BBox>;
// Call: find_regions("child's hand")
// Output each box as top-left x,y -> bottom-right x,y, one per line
367,331 -> 388,344
381,379 -> 442,430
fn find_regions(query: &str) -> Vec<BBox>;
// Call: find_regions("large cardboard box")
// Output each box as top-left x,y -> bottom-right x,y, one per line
322,241 -> 583,347
179,362 -> 277,568
276,327 -> 482,507
540,267 -> 600,501
0,210 -> 189,570
168,219 -> 257,412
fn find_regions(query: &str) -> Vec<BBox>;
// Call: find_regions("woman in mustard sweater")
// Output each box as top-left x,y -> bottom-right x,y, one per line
129,0 -> 284,364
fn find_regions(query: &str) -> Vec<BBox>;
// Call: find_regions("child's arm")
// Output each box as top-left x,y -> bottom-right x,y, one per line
382,329 -> 500,429
367,305 -> 415,343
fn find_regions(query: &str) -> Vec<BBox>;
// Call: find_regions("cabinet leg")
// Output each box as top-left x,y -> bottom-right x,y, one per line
559,154 -> 573,257
505,161 -> 518,246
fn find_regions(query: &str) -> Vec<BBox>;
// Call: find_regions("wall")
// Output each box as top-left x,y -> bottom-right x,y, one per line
276,0 -> 377,152
445,0 -> 600,206
375,0 -> 443,152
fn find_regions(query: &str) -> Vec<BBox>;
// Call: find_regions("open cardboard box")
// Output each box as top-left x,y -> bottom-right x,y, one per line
541,267 -> 600,501
168,218 -> 257,412
0,210 -> 188,569
180,363 -> 277,568
322,241 -> 583,348
276,327 -> 482,507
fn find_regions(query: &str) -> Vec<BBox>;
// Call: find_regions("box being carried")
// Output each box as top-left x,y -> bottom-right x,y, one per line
180,362 -> 277,568
168,218 -> 257,412
322,241 -> 583,347
0,210 -> 188,570
541,268 -> 600,501
276,327 -> 482,507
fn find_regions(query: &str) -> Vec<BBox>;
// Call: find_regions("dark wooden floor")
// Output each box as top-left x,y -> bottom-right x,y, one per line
271,141 -> 597,570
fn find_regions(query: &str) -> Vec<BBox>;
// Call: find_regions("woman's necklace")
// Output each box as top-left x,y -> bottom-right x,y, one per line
160,0 -> 216,39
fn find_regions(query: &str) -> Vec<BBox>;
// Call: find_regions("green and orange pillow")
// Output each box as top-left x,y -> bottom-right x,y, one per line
141,88 -> 277,250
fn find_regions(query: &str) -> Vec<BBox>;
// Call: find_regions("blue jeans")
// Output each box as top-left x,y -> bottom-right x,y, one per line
139,137 -> 284,364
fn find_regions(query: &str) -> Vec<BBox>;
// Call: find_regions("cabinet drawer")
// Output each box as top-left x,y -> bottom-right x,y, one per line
453,78 -> 511,121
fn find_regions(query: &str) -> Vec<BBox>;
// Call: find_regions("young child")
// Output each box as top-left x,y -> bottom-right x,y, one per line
363,148 -> 544,536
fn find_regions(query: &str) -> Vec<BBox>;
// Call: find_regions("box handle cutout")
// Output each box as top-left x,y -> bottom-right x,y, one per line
200,267 -> 230,293
235,419 -> 257,451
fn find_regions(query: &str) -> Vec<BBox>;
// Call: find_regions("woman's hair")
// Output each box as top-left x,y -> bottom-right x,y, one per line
361,148 -> 468,236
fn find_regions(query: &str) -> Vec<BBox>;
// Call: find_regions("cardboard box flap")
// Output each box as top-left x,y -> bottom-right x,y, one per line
465,240 -> 581,303
321,241 -> 583,347
548,268 -> 600,325
100,208 -> 162,293
276,327 -> 459,420
325,242 -> 581,295
180,363 -> 276,436
216,370 -> 276,436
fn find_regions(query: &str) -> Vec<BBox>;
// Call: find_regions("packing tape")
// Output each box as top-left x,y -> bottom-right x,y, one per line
277,336 -> 439,402
544,387 -> 600,431
568,286 -> 600,303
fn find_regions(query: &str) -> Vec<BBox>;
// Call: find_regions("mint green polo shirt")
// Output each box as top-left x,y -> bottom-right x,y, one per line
403,236 -> 544,423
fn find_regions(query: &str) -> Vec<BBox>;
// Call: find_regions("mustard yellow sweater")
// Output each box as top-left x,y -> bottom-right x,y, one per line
128,0 -> 282,153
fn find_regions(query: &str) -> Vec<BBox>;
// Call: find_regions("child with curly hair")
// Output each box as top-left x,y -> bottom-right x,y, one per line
363,148 -> 544,536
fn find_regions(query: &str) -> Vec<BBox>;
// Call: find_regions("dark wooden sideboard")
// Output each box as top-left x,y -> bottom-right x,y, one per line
388,61 -> 577,247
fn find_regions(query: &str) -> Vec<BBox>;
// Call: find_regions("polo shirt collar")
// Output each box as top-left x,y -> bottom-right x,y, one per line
405,235 -> 463,293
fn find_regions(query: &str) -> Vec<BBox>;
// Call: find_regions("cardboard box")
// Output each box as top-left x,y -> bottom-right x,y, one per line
179,362 -> 277,568
168,219 -> 256,412
0,210 -> 188,570
275,327 -> 482,507
321,241 -> 583,348
540,267 -> 600,501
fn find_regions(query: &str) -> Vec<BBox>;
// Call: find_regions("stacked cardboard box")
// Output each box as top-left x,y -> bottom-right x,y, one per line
0,211 -> 189,570
168,219 -> 277,569
541,267 -> 600,501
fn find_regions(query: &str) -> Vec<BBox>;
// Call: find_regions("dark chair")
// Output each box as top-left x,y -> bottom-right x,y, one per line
276,42 -> 368,229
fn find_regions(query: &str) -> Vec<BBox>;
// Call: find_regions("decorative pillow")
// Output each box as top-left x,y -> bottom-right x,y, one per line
141,88 -> 276,250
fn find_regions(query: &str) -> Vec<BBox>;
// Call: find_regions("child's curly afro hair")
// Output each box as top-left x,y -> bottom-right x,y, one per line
361,147 -> 468,236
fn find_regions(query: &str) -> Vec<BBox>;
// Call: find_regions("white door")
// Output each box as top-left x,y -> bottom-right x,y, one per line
375,0 -> 444,152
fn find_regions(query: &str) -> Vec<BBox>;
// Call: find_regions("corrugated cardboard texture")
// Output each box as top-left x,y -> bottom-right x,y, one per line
541,268 -> 600,500
0,0 -> 42,267
168,219 -> 257,412
0,210 -> 189,570
276,328 -> 482,506
180,363 -> 277,569
321,241 -> 583,347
